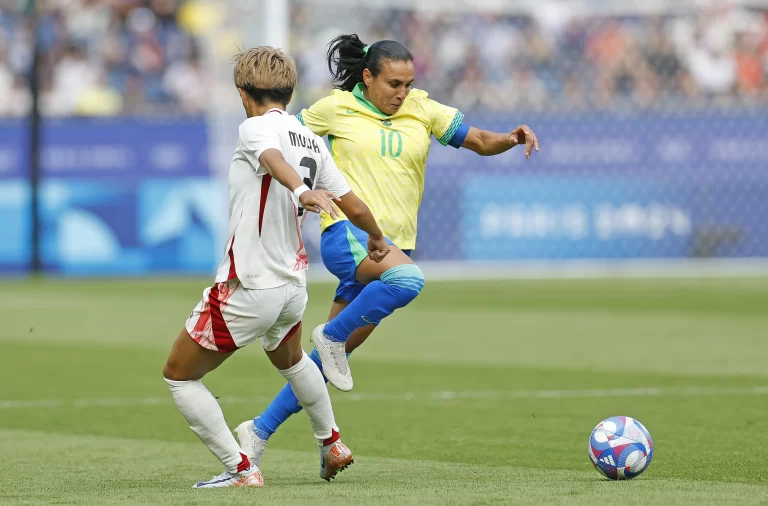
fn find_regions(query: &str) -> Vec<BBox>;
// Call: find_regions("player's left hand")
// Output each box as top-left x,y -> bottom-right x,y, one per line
299,190 -> 341,219
508,125 -> 539,159
367,236 -> 390,263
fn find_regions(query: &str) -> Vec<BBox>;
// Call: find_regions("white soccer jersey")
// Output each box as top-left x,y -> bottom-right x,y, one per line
215,108 -> 351,289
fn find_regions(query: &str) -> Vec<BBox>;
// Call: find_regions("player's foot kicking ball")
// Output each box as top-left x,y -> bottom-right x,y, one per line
311,324 -> 353,391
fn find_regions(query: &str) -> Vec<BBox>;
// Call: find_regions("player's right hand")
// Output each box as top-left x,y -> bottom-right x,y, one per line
299,190 -> 341,219
508,125 -> 539,160
367,236 -> 390,263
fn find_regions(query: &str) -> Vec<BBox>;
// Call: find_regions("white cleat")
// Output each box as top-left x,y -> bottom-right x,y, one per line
311,324 -> 353,392
319,438 -> 354,481
192,464 -> 264,488
235,419 -> 268,468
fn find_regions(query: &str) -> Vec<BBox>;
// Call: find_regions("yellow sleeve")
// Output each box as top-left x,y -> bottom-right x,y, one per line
425,98 -> 465,146
296,94 -> 336,136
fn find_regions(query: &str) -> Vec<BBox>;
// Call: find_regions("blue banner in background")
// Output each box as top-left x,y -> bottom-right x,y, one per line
0,120 -> 26,178
425,111 -> 768,179
416,112 -> 768,261
40,118 -> 211,179
36,179 -> 227,275
459,176 -> 768,261
0,181 -> 31,273
0,118 -> 224,275
462,176 -> 693,260
1,112 -> 768,274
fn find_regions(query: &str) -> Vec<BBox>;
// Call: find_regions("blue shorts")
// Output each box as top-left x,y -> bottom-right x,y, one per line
321,221 -> 411,302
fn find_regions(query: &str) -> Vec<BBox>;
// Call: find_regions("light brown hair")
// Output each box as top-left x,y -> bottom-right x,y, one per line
233,46 -> 296,104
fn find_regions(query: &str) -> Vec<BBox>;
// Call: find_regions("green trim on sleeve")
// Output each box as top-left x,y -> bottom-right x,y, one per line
296,111 -> 305,126
437,111 -> 465,146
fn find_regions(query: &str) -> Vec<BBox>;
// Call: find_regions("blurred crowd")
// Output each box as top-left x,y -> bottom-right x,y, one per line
0,0 -> 206,116
292,3 -> 768,113
1,1 -> 768,117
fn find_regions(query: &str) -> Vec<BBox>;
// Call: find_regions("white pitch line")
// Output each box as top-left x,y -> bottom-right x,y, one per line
1,385 -> 767,410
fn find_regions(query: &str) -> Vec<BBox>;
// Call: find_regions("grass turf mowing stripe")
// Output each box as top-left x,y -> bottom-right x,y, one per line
3,385 -> 768,410
2,429 -> 768,506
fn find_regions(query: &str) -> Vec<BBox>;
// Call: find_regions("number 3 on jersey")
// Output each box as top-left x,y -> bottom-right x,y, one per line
297,156 -> 317,217
379,129 -> 403,158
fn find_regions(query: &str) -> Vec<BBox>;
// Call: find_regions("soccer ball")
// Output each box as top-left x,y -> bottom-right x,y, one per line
588,416 -> 654,480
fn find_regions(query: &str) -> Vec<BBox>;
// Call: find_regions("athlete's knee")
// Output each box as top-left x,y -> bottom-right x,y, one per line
163,358 -> 200,382
381,263 -> 425,304
162,360 -> 183,381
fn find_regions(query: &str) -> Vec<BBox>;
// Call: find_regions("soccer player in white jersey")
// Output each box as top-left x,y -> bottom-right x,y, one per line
161,46 -> 390,488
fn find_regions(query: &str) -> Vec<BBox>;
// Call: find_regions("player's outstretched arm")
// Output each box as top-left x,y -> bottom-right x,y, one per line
461,125 -> 539,159
334,192 -> 389,263
259,148 -> 341,218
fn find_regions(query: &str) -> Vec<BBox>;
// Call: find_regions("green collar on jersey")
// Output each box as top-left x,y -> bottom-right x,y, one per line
352,83 -> 389,117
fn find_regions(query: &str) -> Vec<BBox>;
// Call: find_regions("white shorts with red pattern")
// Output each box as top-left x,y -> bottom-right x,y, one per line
185,279 -> 307,353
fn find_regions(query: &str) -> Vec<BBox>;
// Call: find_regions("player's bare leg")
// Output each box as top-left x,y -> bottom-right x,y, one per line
315,245 -> 422,391
354,246 -> 414,284
163,329 -> 263,488
239,324 -> 354,481
163,327 -> 231,381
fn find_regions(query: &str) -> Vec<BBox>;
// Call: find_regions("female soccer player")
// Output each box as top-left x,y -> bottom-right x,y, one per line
162,46 -> 389,488
236,34 -> 538,468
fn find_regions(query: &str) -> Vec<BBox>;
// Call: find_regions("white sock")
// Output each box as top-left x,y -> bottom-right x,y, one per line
164,378 -> 247,473
278,352 -> 338,442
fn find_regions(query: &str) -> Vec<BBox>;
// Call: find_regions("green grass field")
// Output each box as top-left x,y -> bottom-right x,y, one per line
2,276 -> 768,505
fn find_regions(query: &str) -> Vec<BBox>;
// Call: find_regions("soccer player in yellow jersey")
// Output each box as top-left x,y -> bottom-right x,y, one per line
236,34 -> 538,471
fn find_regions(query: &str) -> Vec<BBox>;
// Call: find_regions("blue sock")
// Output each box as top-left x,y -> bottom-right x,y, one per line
324,264 -> 424,342
253,384 -> 303,441
308,347 -> 324,370
253,348 -> 351,440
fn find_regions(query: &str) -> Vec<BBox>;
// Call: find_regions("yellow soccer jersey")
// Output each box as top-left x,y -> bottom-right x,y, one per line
297,83 -> 464,250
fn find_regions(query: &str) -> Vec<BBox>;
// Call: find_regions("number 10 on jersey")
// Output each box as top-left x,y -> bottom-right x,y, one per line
380,129 -> 403,158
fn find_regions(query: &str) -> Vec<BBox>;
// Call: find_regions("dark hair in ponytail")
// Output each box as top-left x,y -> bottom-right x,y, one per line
326,34 -> 414,92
